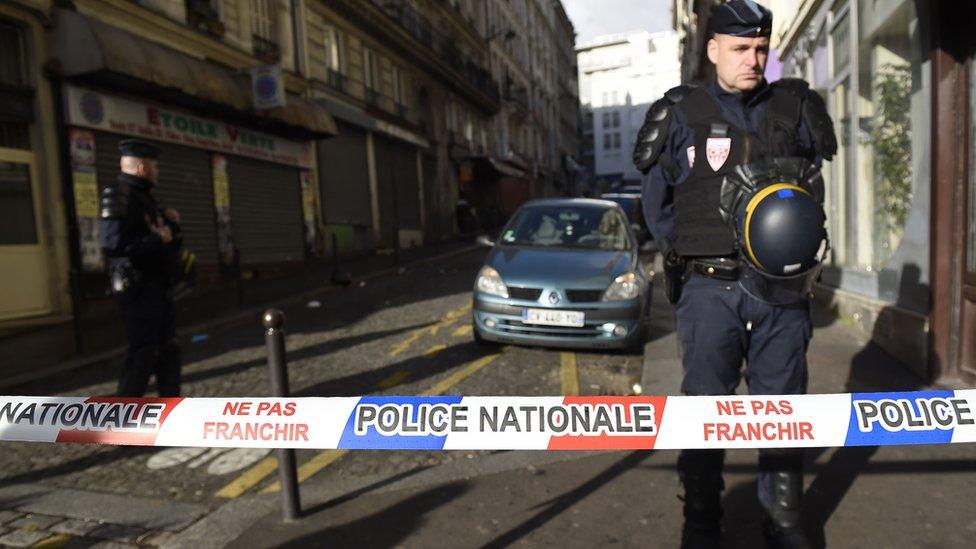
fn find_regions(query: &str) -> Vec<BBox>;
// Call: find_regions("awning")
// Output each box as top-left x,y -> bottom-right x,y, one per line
315,95 -> 429,148
50,8 -> 337,139
462,156 -> 526,180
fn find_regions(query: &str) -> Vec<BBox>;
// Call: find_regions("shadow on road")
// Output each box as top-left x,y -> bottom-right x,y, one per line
483,451 -> 652,548
0,446 -> 154,489
274,482 -> 470,548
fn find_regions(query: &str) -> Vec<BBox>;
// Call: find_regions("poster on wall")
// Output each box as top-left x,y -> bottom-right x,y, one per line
211,154 -> 235,267
300,170 -> 318,256
69,128 -> 103,272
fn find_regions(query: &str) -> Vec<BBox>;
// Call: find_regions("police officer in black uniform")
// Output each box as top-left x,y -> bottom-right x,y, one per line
632,1 -> 837,547
99,139 -> 183,397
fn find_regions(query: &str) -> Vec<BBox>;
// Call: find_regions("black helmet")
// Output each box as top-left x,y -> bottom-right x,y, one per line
720,158 -> 829,303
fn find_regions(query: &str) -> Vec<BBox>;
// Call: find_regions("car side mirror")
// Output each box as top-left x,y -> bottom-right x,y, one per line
476,235 -> 495,247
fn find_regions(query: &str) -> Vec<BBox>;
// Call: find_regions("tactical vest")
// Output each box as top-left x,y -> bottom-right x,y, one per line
671,83 -> 805,258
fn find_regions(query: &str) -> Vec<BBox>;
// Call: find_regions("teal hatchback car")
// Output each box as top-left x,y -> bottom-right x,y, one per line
472,199 -> 651,351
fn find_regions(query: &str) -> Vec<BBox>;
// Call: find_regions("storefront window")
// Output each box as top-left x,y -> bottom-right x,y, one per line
855,0 -> 919,269
0,161 -> 37,245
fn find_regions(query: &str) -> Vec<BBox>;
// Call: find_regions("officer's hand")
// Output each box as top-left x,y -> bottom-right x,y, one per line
163,208 -> 181,224
147,215 -> 173,244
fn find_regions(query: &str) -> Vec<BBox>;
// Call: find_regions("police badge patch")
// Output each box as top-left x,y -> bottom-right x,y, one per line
706,138 -> 731,171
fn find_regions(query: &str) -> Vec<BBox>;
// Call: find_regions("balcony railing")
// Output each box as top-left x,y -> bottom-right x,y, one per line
185,0 -> 224,37
326,69 -> 346,92
365,88 -> 380,107
252,34 -> 280,63
368,0 -> 500,107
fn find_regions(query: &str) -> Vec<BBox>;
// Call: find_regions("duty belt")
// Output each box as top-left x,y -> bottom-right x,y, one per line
687,257 -> 739,281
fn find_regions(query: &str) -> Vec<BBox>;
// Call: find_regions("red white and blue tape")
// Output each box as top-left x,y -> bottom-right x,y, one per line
1,391 -> 974,450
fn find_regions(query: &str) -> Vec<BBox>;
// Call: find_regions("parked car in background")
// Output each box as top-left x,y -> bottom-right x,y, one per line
472,199 -> 651,351
600,192 -> 650,245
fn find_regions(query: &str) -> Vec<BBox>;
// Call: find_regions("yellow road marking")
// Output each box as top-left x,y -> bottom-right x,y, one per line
216,455 -> 279,499
423,344 -> 446,359
560,352 -> 579,396
33,534 -> 71,548
421,350 -> 503,396
262,349 -> 506,493
452,325 -> 473,337
378,370 -> 410,389
388,305 -> 470,358
261,449 -> 348,494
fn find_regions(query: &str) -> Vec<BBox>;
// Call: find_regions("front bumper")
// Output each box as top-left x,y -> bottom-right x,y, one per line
472,295 -> 644,350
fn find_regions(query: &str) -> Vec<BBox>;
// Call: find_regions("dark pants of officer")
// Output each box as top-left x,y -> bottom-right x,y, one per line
675,274 -> 811,546
118,297 -> 181,398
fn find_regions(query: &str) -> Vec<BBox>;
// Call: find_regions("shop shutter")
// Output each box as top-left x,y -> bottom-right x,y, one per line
226,155 -> 304,264
94,132 -> 218,265
392,141 -> 421,229
374,136 -> 422,246
318,122 -> 372,226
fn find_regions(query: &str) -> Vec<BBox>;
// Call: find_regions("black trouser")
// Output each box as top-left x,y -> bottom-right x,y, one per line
675,275 -> 810,546
118,299 -> 181,397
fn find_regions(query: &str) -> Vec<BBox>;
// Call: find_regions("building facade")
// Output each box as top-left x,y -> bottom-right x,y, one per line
673,0 -> 976,385
0,0 -> 580,380
577,30 -> 681,195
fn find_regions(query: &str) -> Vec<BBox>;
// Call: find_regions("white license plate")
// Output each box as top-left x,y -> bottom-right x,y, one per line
522,308 -> 585,327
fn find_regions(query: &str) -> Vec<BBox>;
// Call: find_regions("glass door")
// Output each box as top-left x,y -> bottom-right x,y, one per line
0,148 -> 50,319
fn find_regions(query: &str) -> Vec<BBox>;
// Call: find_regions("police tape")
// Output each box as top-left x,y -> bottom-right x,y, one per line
1,391 -> 975,450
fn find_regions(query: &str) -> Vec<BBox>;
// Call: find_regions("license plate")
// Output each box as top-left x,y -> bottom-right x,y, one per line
522,308 -> 585,327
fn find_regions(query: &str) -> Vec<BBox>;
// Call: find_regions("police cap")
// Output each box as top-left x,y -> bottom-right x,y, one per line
118,139 -> 160,159
711,0 -> 772,38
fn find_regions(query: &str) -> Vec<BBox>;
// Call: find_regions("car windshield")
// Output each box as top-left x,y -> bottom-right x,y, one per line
498,205 -> 632,251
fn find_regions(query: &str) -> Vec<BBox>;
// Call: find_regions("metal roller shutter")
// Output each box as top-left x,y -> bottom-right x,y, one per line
226,156 -> 304,264
374,136 -> 422,246
94,132 -> 218,265
392,141 -> 421,229
318,122 -> 372,226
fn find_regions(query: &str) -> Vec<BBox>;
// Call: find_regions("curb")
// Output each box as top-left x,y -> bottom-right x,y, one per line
2,244 -> 481,392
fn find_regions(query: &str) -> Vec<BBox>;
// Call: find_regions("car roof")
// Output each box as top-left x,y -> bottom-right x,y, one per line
600,193 -> 641,199
521,198 -> 621,208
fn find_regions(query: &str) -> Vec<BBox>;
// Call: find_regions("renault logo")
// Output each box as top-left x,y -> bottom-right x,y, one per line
548,291 -> 560,305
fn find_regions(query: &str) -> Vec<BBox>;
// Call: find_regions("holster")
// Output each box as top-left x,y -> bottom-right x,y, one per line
664,253 -> 686,305
108,258 -> 141,298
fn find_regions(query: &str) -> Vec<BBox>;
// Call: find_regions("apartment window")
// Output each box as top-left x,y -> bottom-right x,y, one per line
392,66 -> 404,106
602,134 -> 610,149
323,25 -> 343,74
601,112 -> 609,129
250,0 -> 275,41
612,111 -> 620,128
613,133 -> 620,149
363,48 -> 377,90
0,21 -> 27,87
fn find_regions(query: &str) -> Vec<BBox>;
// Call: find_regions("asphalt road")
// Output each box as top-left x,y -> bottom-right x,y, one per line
0,249 -> 646,508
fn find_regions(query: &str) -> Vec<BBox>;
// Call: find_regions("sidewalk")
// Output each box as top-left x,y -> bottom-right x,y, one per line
159,271 -> 974,549
0,241 -> 479,393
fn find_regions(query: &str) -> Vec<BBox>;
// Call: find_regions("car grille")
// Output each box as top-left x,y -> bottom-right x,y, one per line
495,319 -> 602,338
565,289 -> 604,302
508,287 -> 542,301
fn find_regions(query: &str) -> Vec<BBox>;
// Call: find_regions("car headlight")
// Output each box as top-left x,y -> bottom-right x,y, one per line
602,272 -> 640,301
475,266 -> 509,298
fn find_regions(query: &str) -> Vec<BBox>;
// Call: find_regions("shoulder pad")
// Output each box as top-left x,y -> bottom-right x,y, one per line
632,86 -> 697,173
799,86 -> 838,160
99,183 -> 128,220
770,78 -> 809,96
663,84 -> 697,104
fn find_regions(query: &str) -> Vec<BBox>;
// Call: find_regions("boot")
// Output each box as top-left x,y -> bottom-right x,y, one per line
678,449 -> 725,549
758,450 -> 811,549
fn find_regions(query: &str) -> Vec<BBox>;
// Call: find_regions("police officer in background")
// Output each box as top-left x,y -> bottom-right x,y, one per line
633,1 -> 837,547
99,139 -> 183,397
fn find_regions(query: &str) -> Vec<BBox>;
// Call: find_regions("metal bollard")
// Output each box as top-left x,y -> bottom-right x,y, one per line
262,309 -> 301,521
